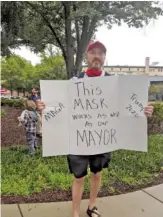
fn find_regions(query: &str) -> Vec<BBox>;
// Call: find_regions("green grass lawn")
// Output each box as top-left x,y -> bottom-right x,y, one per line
1,134 -> 163,196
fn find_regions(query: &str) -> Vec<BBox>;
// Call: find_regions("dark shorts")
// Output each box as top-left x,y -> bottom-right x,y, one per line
67,153 -> 111,178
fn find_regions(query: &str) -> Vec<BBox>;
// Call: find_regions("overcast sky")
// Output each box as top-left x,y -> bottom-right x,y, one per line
13,16 -> 163,66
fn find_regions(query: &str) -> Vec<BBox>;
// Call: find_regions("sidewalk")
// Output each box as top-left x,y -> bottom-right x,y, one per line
2,184 -> 163,217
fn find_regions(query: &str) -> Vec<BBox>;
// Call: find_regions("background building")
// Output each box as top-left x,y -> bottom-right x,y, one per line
83,57 -> 163,76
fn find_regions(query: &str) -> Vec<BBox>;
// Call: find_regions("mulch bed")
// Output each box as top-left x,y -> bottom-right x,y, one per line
1,173 -> 163,204
148,123 -> 163,134
1,106 -> 27,147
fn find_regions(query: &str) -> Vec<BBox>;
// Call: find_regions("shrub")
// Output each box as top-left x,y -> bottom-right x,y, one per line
1,98 -> 25,108
6,99 -> 14,107
1,109 -> 6,117
13,99 -> 25,108
1,99 -> 12,107
148,102 -> 163,134
148,102 -> 163,124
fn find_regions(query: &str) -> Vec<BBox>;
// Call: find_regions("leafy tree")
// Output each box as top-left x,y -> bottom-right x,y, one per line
1,1 -> 163,78
19,61 -> 36,94
1,1 -> 29,57
1,53 -> 66,94
1,55 -> 34,95
149,84 -> 163,94
35,52 -> 67,82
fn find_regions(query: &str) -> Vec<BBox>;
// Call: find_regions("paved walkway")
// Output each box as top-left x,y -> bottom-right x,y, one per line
1,184 -> 163,217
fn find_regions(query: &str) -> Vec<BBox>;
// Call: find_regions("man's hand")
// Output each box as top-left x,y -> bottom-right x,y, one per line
144,102 -> 154,117
36,99 -> 46,111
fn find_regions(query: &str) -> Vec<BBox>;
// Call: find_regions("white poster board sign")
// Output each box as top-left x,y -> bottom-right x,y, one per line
40,75 -> 148,157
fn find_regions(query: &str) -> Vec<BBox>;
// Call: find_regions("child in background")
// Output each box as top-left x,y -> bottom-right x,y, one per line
18,100 -> 39,155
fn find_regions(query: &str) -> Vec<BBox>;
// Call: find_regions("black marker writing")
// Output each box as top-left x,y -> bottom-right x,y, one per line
97,114 -> 107,119
126,104 -> 139,117
77,130 -> 88,146
94,130 -> 103,145
130,93 -> 144,112
72,114 -> 92,120
74,99 -> 84,110
86,99 -> 98,110
44,103 -> 65,121
74,81 -> 102,97
74,82 -> 82,97
89,131 -> 96,146
110,111 -> 119,117
74,98 -> 108,110
44,112 -> 55,121
100,98 -> 108,109
98,121 -> 108,126
77,129 -> 117,147
85,121 -> 93,127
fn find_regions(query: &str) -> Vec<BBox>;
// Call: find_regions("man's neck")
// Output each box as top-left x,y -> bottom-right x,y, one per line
85,68 -> 103,77
87,67 -> 102,70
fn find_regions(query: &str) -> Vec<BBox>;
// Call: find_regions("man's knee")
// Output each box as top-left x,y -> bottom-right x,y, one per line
74,176 -> 85,185
91,172 -> 101,180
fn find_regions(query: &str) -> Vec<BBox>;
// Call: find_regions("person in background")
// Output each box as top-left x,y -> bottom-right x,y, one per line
28,86 -> 40,102
28,86 -> 42,138
18,100 -> 39,155
37,41 -> 154,217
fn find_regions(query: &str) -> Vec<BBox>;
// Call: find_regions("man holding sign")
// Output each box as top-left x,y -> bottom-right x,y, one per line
37,41 -> 153,217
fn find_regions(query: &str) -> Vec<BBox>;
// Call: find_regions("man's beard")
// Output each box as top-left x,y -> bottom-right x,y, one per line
91,61 -> 102,70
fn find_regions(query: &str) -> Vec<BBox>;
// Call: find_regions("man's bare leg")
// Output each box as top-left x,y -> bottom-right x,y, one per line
72,177 -> 85,217
89,172 -> 102,210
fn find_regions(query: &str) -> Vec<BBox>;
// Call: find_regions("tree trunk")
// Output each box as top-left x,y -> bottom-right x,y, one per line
63,2 -> 74,79
17,88 -> 20,96
74,17 -> 97,76
74,17 -> 90,76
23,89 -> 26,97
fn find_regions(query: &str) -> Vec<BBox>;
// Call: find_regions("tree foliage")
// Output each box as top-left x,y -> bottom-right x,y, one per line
1,1 -> 27,56
1,1 -> 163,78
1,55 -> 32,94
1,54 -> 66,94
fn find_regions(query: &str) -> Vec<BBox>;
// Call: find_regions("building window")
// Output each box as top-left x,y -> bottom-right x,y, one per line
111,68 -> 113,71
120,68 -> 122,70
129,68 -> 130,70
137,68 -> 139,71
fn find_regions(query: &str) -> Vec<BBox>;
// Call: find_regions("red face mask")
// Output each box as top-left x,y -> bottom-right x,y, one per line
85,69 -> 102,77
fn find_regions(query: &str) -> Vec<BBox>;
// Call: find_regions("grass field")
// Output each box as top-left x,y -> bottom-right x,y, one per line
1,134 -> 163,196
